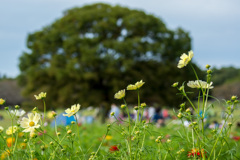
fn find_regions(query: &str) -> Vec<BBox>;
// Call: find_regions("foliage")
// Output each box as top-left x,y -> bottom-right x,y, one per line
212,66 -> 240,86
18,3 -> 201,109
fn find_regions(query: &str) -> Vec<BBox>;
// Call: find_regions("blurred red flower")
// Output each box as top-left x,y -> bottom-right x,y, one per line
109,145 -> 119,152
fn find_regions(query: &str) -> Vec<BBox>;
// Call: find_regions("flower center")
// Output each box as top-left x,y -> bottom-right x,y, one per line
71,110 -> 75,112
183,57 -> 189,64
29,121 -> 35,127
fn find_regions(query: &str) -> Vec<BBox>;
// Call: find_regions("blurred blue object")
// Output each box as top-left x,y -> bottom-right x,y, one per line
51,113 -> 76,127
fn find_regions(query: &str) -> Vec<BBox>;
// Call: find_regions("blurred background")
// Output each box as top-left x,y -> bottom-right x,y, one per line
0,0 -> 240,114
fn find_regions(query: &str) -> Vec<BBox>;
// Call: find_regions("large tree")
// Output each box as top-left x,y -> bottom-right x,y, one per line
18,3 -> 200,109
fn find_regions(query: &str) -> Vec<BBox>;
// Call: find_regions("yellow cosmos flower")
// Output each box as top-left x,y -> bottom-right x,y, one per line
127,80 -> 145,90
135,80 -> 145,89
0,98 -> 5,105
20,113 -> 41,133
6,126 -> 18,135
63,104 -> 81,117
177,50 -> 194,68
127,84 -> 137,90
187,80 -> 213,89
114,89 -> 125,99
34,92 -> 47,100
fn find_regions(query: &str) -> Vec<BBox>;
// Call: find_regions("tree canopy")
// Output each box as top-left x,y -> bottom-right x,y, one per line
18,3 -> 201,109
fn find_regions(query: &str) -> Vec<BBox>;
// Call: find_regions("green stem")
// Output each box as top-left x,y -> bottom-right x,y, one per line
137,89 -> 140,123
208,114 -> 231,159
92,129 -> 109,160
43,99 -> 46,125
123,98 -> 132,160
12,131 -> 18,153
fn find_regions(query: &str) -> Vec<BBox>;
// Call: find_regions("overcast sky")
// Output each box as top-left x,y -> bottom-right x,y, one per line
1,0 -> 240,77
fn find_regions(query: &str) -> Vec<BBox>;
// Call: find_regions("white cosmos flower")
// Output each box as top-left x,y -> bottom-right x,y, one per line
20,113 -> 41,133
63,104 -> 81,117
187,80 -> 214,89
177,50 -> 194,68
10,109 -> 26,118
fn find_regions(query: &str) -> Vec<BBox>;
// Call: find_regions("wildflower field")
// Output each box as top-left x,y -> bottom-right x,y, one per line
0,51 -> 240,160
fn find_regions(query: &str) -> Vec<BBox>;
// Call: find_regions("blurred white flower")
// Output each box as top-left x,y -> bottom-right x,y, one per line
10,109 -> 26,118
187,80 -> 213,89
34,92 -> 47,100
6,126 -> 18,135
63,104 -> 81,117
177,50 -> 194,68
114,89 -> 125,99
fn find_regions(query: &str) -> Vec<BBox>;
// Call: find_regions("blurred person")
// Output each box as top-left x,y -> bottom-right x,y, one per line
152,107 -> 165,127
148,106 -> 155,122
162,108 -> 170,119
109,103 -> 120,122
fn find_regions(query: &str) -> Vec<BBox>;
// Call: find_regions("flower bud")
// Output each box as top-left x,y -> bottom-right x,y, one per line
15,105 -> 20,109
192,122 -> 197,125
227,100 -> 232,105
186,108 -> 191,113
49,141 -> 54,145
231,96 -> 237,101
107,124 -> 111,127
207,69 -> 212,74
180,103 -> 185,108
66,126 -> 70,130
140,103 -> 147,108
71,121 -> 76,124
32,107 -> 38,112
155,139 -> 160,143
57,132 -> 61,136
177,113 -> 183,119
110,112 -> 115,116
24,139 -> 28,143
67,130 -> 72,134
172,82 -> 178,87
0,98 -> 5,105
4,107 -> 9,110
120,104 -> 126,109
72,133 -> 75,137
52,111 -> 57,117
228,122 -> 232,127
134,106 -> 139,110
157,136 -> 162,140
205,64 -> 211,69
179,86 -> 184,91
167,139 -> 171,143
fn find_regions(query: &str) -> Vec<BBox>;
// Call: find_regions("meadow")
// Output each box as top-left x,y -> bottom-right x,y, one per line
0,50 -> 240,160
